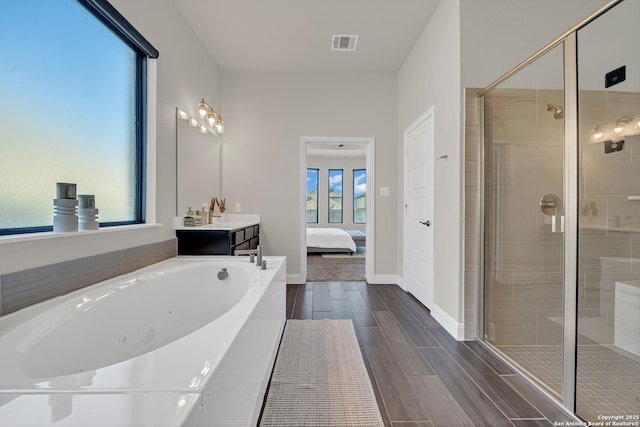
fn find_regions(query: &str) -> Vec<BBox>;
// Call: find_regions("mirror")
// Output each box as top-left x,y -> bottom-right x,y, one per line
175,107 -> 221,216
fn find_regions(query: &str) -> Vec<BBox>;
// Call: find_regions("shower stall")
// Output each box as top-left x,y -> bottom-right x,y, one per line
477,0 -> 640,421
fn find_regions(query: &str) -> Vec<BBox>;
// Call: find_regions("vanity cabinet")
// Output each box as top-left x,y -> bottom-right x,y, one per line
176,224 -> 260,255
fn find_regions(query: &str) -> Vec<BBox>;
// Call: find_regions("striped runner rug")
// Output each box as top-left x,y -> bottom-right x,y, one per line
260,319 -> 384,426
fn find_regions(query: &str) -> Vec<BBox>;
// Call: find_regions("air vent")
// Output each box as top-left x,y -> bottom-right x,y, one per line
331,34 -> 358,51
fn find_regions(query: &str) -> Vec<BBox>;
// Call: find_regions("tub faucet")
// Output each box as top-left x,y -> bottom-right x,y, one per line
234,249 -> 258,263
234,247 -> 262,267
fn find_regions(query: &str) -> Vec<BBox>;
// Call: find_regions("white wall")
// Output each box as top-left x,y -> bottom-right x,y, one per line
220,71 -> 397,281
307,153 -> 366,231
0,0 -> 221,274
397,0 -> 463,327
577,0 -> 640,92
460,0 -> 606,88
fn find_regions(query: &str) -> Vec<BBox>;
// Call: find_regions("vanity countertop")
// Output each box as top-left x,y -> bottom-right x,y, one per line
173,214 -> 260,231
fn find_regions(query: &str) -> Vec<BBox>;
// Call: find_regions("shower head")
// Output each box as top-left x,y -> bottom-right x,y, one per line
546,104 -> 564,120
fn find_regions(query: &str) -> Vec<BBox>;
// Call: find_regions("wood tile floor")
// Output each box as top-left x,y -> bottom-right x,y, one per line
286,282 -> 579,427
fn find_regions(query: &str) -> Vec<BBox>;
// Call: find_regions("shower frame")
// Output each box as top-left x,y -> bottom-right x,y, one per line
475,0 -> 624,414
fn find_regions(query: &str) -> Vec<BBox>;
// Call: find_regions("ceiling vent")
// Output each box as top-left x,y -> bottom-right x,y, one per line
331,34 -> 358,51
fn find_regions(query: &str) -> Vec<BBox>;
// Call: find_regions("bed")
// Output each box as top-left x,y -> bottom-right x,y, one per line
307,228 -> 357,254
345,229 -> 366,247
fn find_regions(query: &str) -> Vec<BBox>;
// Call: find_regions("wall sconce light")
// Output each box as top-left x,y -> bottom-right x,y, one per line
590,113 -> 640,143
197,98 -> 224,134
176,105 -> 223,138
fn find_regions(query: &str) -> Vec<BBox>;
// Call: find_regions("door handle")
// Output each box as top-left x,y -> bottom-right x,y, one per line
419,220 -> 431,227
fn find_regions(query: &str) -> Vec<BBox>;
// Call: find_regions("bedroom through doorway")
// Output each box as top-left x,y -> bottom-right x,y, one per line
300,137 -> 375,283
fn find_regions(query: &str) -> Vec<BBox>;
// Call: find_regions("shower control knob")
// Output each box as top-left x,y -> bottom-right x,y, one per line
420,220 -> 431,227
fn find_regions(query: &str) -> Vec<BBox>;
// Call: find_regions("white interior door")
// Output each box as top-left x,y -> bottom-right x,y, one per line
404,108 -> 434,309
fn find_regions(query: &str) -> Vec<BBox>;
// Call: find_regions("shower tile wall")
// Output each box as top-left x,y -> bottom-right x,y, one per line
478,87 -> 565,346
464,88 -> 480,339
465,88 -> 640,347
578,90 -> 640,346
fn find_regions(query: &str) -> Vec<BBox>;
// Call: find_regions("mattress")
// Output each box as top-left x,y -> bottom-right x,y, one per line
345,230 -> 366,246
306,228 -> 356,253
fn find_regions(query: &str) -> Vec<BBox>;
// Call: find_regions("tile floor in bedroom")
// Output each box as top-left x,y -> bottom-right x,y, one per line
286,282 -> 580,427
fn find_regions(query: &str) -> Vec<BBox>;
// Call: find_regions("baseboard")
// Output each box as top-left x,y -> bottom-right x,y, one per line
368,274 -> 402,285
431,304 -> 464,341
286,274 -> 306,284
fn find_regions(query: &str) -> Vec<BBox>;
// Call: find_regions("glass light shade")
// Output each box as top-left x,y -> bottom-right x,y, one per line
591,128 -> 603,142
612,125 -> 624,136
189,118 -> 198,127
207,110 -> 216,127
199,125 -> 207,134
197,100 -> 208,118
177,109 -> 189,120
216,118 -> 224,134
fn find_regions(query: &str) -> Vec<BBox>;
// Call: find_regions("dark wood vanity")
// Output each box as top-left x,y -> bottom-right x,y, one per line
176,221 -> 260,255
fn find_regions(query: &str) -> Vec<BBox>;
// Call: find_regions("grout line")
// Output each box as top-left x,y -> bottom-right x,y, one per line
359,348 -> 393,427
462,340 -> 511,378
289,284 -> 298,319
288,284 -> 299,319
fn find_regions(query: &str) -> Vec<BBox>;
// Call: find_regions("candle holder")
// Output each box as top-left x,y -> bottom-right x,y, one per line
53,198 -> 78,232
78,195 -> 99,230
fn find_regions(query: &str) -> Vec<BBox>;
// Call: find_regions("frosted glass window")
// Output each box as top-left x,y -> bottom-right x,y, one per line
0,0 -> 147,234
328,169 -> 343,223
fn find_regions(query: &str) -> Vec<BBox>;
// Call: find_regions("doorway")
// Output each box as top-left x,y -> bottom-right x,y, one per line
300,137 -> 375,283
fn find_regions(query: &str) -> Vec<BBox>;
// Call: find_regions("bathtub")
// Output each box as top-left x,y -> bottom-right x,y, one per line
0,256 -> 286,426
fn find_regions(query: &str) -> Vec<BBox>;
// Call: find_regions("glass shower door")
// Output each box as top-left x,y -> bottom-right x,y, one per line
576,0 -> 640,421
483,43 -> 568,399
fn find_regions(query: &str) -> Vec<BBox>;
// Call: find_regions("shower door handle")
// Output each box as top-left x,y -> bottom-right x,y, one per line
551,215 -> 564,233
540,194 -> 564,233
419,220 -> 431,227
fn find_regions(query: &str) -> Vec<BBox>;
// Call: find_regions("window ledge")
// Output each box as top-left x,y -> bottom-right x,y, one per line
0,223 -> 163,245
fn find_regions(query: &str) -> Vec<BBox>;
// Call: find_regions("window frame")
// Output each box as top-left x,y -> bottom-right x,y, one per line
328,168 -> 344,224
306,168 -> 319,224
353,168 -> 366,224
0,0 -> 158,236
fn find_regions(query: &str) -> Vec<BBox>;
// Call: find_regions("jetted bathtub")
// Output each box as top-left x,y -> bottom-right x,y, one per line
0,256 -> 286,426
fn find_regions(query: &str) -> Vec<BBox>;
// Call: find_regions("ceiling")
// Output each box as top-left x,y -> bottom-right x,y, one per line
172,0 -> 441,72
